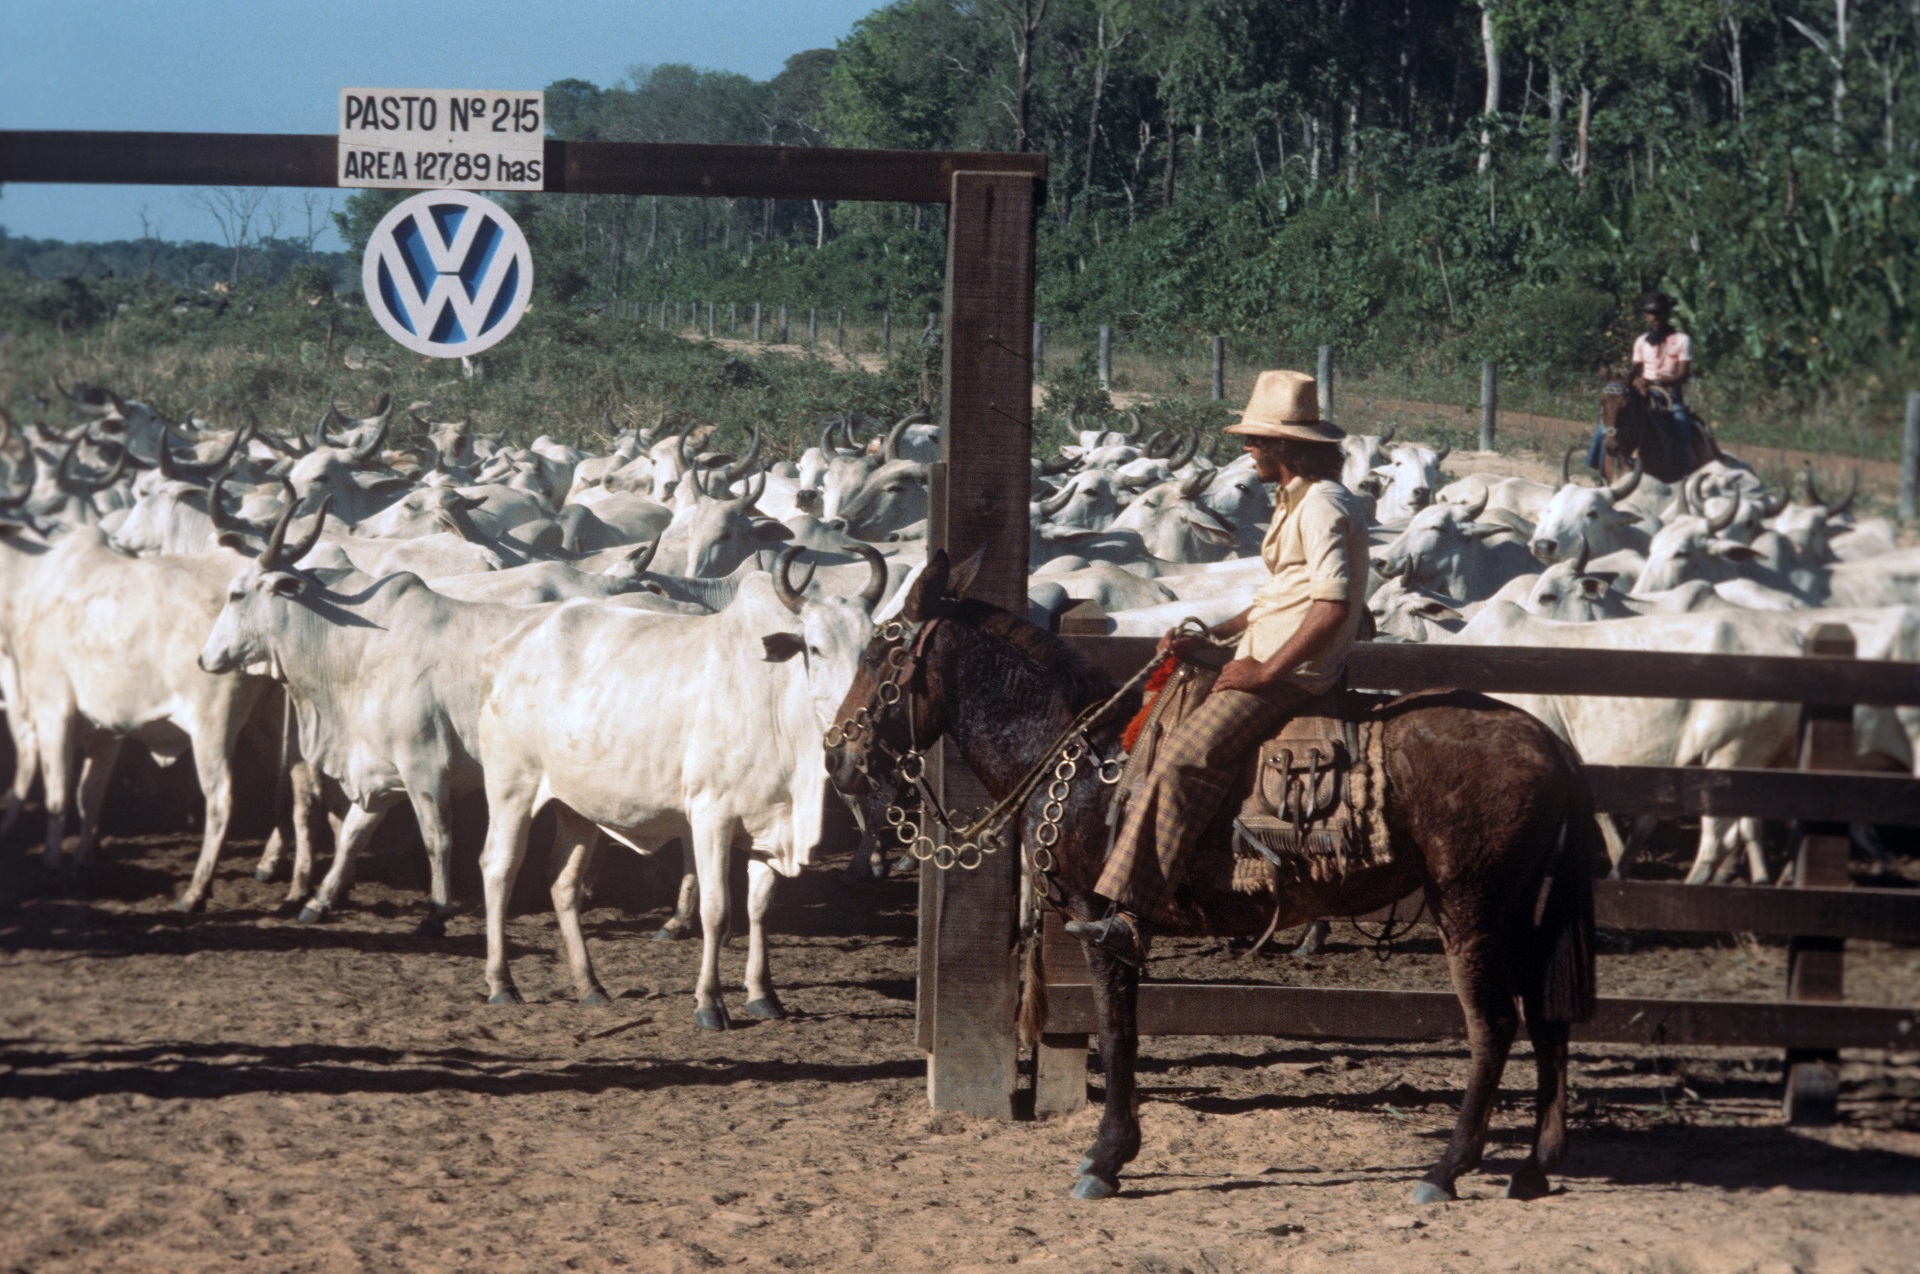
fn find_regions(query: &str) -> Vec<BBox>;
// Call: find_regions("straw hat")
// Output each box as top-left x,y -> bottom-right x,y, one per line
1223,370 -> 1345,442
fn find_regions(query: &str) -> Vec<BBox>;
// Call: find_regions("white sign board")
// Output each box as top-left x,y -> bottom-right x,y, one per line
362,190 -> 533,358
338,88 -> 544,190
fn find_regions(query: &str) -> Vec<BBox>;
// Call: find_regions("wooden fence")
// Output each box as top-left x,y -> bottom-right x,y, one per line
941,624 -> 1920,1125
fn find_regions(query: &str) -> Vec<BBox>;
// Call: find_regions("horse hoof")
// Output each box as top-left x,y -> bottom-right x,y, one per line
170,896 -> 201,915
413,915 -> 447,939
488,989 -> 522,1006
296,906 -> 326,925
1410,1180 -> 1456,1205
653,925 -> 691,941
1070,1174 -> 1118,1200
253,868 -> 276,883
694,1005 -> 730,1032
1505,1162 -> 1553,1201
580,988 -> 612,1007
1077,1155 -> 1095,1175
744,997 -> 786,1021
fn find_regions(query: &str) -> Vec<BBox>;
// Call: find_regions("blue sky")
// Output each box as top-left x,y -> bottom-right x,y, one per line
1,0 -> 880,249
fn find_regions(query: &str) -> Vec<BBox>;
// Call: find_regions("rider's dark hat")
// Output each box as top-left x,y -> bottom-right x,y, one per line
1640,290 -> 1676,315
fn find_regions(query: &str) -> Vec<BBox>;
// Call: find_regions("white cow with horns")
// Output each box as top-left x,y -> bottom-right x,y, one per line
472,545 -> 887,1026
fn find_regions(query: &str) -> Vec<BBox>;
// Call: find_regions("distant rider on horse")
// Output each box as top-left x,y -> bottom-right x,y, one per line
1066,370 -> 1368,968
1587,290 -> 1695,471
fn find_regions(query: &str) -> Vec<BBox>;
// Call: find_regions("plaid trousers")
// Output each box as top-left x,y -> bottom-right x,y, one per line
1096,682 -> 1312,921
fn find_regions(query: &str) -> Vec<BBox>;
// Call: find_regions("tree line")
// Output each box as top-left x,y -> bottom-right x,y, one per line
345,0 -> 1899,404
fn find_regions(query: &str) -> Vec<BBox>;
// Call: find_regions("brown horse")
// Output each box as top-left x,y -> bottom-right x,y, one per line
1597,364 -> 1721,483
827,550 -> 1599,1205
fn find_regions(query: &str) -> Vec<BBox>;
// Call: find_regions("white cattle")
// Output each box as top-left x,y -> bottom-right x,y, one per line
1034,469 -> 1121,531
1370,441 -> 1450,524
1526,455 -> 1655,564
1368,493 -> 1541,602
1337,429 -> 1395,496
472,548 -> 886,1024
17,528 -> 269,908
198,501 -> 574,930
1451,602 -> 1802,883
1103,471 -> 1238,563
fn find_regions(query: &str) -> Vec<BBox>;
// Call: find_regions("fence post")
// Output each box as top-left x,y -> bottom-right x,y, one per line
1480,360 -> 1498,451
752,303 -> 762,342
730,302 -> 738,334
808,307 -> 818,345
883,310 -> 892,359
837,308 -> 845,353
1317,343 -> 1333,416
1211,335 -> 1226,402
778,306 -> 788,343
1033,320 -> 1046,380
1098,325 -> 1112,391
1902,392 -> 1920,525
1782,622 -> 1856,1125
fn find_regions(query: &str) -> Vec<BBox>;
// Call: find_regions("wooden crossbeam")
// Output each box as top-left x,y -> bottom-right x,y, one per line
1585,765 -> 1920,825
1040,983 -> 1920,1050
1063,636 -> 1920,707
0,131 -> 1047,204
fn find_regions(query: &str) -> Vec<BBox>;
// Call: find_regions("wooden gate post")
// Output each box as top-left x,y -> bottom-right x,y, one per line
921,169 -> 1036,1117
1783,623 -> 1855,1124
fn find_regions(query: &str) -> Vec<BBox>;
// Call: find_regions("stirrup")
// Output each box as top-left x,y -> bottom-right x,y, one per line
1064,908 -> 1146,969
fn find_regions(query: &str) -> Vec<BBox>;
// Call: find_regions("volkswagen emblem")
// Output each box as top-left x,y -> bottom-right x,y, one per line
361,189 -> 533,358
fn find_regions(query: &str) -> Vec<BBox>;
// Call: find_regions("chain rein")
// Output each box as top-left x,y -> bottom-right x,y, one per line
825,617 -> 1157,876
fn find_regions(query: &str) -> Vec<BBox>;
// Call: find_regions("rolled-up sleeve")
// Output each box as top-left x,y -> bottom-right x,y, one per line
1299,492 -> 1354,603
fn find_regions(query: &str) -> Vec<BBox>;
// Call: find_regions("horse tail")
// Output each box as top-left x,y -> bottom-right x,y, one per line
1018,926 -> 1049,1049
1534,745 -> 1599,1024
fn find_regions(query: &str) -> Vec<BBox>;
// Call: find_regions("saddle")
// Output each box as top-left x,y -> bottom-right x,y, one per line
1113,652 -> 1394,899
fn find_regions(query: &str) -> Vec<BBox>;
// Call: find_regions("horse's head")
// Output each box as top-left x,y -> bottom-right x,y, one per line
824,547 -> 985,797
1596,363 -> 1648,466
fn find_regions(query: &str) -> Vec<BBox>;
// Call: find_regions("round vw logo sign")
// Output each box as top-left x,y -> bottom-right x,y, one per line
361,190 -> 533,358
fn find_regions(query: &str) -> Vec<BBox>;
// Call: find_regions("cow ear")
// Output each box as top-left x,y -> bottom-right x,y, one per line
752,520 -> 794,543
948,544 -> 989,598
1578,576 -> 1611,597
268,572 -> 306,597
1716,543 -> 1761,561
904,550 -> 952,620
1415,600 -> 1463,622
1461,522 -> 1508,540
761,632 -> 805,663
215,532 -> 247,550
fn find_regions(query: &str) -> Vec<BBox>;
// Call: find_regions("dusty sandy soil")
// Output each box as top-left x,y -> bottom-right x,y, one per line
1,833 -> 1917,1274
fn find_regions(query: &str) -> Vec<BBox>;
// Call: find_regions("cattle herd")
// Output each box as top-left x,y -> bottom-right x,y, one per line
0,384 -> 1912,1023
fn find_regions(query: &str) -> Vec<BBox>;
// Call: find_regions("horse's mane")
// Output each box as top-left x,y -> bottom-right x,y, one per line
949,597 -> 1117,709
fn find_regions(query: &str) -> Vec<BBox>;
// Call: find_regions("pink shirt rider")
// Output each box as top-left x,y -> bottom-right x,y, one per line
1632,330 -> 1693,396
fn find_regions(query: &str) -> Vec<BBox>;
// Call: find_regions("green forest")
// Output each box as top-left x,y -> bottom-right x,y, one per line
6,0 -> 1918,455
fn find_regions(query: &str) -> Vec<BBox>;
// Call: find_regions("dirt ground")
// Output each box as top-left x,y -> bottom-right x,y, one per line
2,832 -> 1917,1274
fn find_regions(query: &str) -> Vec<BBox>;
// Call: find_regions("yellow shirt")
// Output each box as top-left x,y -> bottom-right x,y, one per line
1233,475 -> 1368,693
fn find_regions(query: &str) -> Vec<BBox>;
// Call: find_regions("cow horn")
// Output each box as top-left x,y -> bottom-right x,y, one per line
1168,430 -> 1200,470
1038,454 -> 1078,476
818,418 -> 842,460
1433,435 -> 1451,465
1572,532 -> 1591,574
853,541 -> 889,611
1379,424 -> 1397,445
56,437 -> 128,493
206,412 -> 257,474
1705,495 -> 1738,535
732,465 -> 767,509
1038,483 -> 1075,516
882,413 -> 915,463
1559,445 -> 1578,487
722,424 -> 763,481
677,428 -> 700,476
626,537 -> 659,575
0,406 -> 12,452
1830,468 -> 1859,517
257,480 -> 300,566
1459,488 -> 1489,521
278,497 -> 333,569
772,545 -> 814,614
1064,405 -> 1077,433
156,424 -> 182,481
1122,410 -> 1144,439
207,468 -> 244,546
312,401 -> 342,450
1179,468 -> 1214,500
349,398 -> 393,464
1607,453 -> 1643,500
1143,429 -> 1173,458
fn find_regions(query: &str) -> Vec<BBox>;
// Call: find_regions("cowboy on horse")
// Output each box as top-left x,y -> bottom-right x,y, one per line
1065,370 -> 1368,968
1586,290 -> 1720,482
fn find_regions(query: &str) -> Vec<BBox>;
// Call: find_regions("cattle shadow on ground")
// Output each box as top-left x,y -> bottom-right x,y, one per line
0,1038 -> 922,1102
